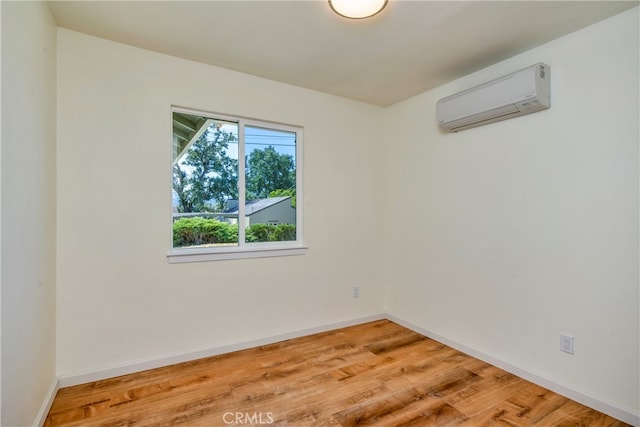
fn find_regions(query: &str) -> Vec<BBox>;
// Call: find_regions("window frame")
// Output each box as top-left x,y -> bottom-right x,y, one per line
168,107 -> 306,263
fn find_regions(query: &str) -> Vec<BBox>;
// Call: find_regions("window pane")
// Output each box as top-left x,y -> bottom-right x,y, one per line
172,112 -> 239,248
244,126 -> 297,243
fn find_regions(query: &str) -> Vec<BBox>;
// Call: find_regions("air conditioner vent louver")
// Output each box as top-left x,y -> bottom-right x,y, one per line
436,63 -> 550,132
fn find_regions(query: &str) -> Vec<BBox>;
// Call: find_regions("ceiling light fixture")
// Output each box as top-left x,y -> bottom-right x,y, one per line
329,0 -> 388,19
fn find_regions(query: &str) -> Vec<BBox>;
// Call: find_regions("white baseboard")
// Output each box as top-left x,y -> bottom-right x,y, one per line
33,377 -> 59,427
385,313 -> 640,427
52,312 -> 638,426
57,313 -> 386,388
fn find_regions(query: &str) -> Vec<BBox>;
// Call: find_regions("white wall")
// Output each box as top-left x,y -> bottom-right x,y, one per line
52,5 -> 639,423
56,29 -> 386,376
384,7 -> 639,418
1,1 -> 57,425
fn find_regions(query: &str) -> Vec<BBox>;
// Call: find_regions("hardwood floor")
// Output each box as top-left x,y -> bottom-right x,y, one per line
45,320 -> 629,426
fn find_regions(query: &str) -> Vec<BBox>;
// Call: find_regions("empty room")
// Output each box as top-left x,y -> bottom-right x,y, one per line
1,0 -> 638,426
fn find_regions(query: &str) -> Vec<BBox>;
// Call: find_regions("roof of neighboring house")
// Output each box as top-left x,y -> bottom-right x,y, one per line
224,196 -> 291,216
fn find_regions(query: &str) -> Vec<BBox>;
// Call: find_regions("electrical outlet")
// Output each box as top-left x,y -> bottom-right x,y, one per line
352,286 -> 359,298
560,334 -> 574,354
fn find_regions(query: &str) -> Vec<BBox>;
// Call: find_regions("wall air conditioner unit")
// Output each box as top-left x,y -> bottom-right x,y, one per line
436,63 -> 550,132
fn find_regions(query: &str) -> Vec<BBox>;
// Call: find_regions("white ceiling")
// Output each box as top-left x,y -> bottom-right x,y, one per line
48,1 -> 638,106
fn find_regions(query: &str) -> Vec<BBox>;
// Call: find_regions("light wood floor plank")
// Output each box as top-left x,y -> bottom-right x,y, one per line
442,366 -> 522,415
45,320 -> 630,426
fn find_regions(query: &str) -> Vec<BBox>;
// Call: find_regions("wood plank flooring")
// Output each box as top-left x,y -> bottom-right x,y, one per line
45,320 -> 630,426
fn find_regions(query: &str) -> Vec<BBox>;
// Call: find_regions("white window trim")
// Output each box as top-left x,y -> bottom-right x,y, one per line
168,244 -> 308,263
168,107 -> 306,263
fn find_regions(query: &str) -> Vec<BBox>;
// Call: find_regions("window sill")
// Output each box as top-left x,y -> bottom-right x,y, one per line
167,244 -> 308,263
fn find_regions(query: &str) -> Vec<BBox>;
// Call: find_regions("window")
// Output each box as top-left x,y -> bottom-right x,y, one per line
169,108 -> 305,262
